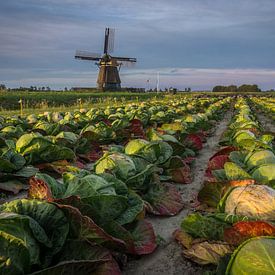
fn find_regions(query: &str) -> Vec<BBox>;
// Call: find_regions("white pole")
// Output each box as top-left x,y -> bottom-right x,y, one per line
156,72 -> 160,92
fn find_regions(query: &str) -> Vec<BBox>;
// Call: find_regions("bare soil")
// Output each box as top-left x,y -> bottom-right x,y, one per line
123,110 -> 233,275
256,113 -> 275,132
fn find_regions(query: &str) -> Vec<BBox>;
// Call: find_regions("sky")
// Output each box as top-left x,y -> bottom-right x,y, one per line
0,0 -> 275,90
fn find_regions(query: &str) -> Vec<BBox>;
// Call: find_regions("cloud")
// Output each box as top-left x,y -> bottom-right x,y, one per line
2,67 -> 275,90
0,0 -> 275,89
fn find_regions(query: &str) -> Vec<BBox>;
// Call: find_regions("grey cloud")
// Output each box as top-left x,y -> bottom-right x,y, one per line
0,0 -> 275,89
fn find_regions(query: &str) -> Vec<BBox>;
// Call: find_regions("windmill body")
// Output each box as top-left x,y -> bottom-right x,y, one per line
75,28 -> 136,91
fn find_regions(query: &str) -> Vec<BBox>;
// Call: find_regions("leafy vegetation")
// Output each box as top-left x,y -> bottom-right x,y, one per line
175,97 -> 275,274
0,96 -> 231,274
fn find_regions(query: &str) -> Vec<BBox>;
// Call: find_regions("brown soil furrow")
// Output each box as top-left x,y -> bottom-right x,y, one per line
123,109 -> 233,275
256,113 -> 275,132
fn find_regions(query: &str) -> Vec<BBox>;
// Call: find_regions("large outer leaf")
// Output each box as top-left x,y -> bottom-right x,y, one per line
54,202 -> 128,251
56,194 -> 129,226
224,221 -> 275,245
233,130 -> 256,144
207,155 -> 229,171
80,195 -> 129,226
28,177 -> 54,201
125,220 -> 157,255
31,240 -> 121,275
0,157 -> 16,172
126,162 -> 155,192
228,151 -> 246,168
0,212 -> 40,266
129,119 -> 145,139
224,162 -> 251,180
16,133 -> 52,155
245,150 -> 275,169
129,141 -> 173,165
0,150 -> 26,172
182,241 -> 233,265
226,237 -> 275,275
181,213 -> 230,240
173,229 -> 193,249
14,166 -> 38,178
166,156 -> 192,184
55,131 -> 78,145
185,133 -> 203,151
95,152 -> 136,181
212,169 -> 228,181
31,259 -> 119,275
198,182 -> 225,208
228,179 -> 255,187
55,196 -> 156,255
205,155 -> 229,181
35,160 -> 73,175
0,179 -> 28,194
39,145 -> 75,162
167,164 -> 192,184
124,139 -> 149,155
0,199 -> 69,265
251,163 -> 275,186
63,174 -> 116,199
100,173 -> 128,196
35,173 -> 66,198
115,190 -> 144,225
0,231 -> 30,275
8,151 -> 26,170
210,146 -> 238,160
143,183 -> 184,216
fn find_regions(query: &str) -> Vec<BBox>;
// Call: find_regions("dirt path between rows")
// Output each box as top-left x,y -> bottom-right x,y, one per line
256,113 -> 275,132
123,109 -> 233,275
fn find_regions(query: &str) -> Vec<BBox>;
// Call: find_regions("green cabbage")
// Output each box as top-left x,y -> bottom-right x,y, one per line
245,150 -> 275,169
226,237 -> 275,275
124,139 -> 149,155
95,152 -> 136,181
223,185 -> 275,221
126,141 -> 173,165
251,164 -> 275,187
0,230 -> 30,275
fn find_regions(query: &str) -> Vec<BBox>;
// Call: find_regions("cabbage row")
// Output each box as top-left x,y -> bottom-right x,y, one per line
250,96 -> 275,121
0,97 -> 232,274
174,98 -> 275,274
0,97 -> 225,195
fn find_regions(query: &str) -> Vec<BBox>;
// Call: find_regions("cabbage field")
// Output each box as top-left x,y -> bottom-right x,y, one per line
0,95 -> 274,275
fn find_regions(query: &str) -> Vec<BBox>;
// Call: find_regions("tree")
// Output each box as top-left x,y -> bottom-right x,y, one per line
238,84 -> 261,93
212,86 -> 227,93
227,85 -> 238,93
0,84 -> 6,90
213,84 -> 260,93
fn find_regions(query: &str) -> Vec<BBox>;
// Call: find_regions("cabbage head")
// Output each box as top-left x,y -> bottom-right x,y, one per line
95,152 -> 136,181
245,150 -> 275,169
223,185 -> 275,221
226,237 -> 275,275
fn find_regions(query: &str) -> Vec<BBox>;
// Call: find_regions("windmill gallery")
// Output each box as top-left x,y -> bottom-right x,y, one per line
75,28 -> 136,91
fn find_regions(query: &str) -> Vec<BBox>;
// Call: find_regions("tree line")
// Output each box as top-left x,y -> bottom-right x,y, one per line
212,84 -> 261,93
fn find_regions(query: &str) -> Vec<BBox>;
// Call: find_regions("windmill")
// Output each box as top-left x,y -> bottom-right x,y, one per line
75,28 -> 136,91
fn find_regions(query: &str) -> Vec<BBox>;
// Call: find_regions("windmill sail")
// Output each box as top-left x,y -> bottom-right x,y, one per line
107,28 -> 115,53
104,28 -> 115,54
75,27 -> 136,91
75,51 -> 101,61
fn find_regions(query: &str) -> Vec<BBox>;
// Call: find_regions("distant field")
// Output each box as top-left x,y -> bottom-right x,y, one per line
0,91 -> 164,111
0,90 -> 274,116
